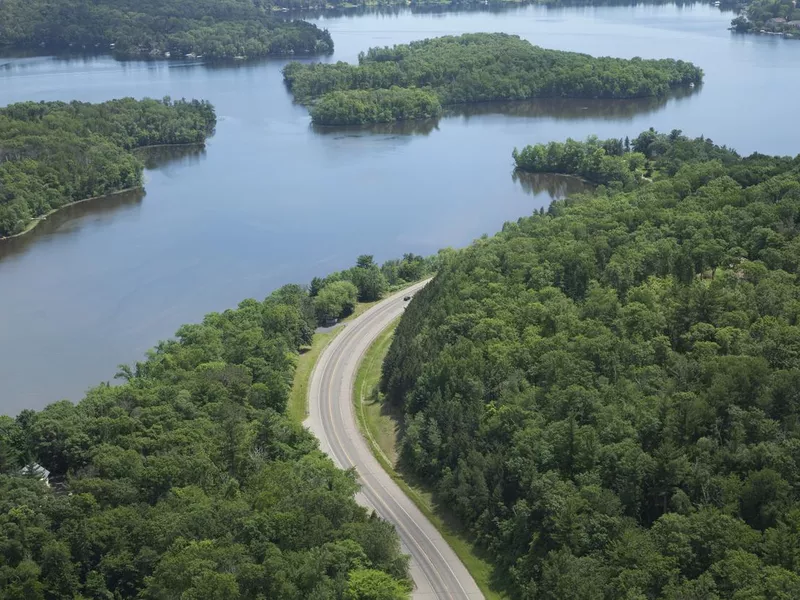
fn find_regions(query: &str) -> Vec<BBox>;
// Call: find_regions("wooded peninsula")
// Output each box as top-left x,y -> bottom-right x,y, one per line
0,98 -> 216,238
0,280 -> 414,599
0,250 -> 443,599
382,130 -> 800,598
0,0 -> 333,59
283,33 -> 704,125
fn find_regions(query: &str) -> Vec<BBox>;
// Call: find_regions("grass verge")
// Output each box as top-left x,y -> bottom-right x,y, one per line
288,279 -> 427,425
289,329 -> 338,424
288,297 -> 384,424
353,319 -> 507,600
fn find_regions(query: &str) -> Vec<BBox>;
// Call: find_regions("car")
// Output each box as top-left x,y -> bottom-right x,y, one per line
403,296 -> 411,301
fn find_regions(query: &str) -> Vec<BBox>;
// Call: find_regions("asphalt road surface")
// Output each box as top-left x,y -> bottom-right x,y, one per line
306,280 -> 483,599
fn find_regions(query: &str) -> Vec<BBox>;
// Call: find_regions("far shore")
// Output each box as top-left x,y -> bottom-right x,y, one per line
0,186 -> 142,242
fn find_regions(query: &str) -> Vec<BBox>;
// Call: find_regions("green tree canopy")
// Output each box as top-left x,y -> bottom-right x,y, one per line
344,569 -> 411,600
315,280 -> 359,322
0,282 -> 409,599
284,33 -> 703,124
382,130 -> 800,599
0,98 -> 216,237
0,0 -> 333,59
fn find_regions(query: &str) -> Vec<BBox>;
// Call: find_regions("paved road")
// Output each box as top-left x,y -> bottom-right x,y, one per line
306,281 -> 483,600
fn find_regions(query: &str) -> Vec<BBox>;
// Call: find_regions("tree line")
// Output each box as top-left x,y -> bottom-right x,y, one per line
309,252 -> 443,323
513,135 -> 647,188
283,33 -> 703,125
0,0 -> 333,59
382,130 -> 800,598
0,279 -> 417,599
0,98 -> 216,238
514,129 -> 765,188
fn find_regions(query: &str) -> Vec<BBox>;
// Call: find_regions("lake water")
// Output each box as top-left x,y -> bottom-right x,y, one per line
1,2 -> 799,414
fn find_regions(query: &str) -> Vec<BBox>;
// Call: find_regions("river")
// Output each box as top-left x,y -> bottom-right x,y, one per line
1,2 -> 798,414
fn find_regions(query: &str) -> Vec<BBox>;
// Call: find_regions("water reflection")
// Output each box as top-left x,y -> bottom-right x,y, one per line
0,51 -> 218,76
512,171 -> 593,199
311,118 -> 439,137
0,189 -> 145,262
449,87 -> 698,122
292,0 -> 720,20
310,88 -> 697,138
0,48 -> 108,62
135,143 -> 208,169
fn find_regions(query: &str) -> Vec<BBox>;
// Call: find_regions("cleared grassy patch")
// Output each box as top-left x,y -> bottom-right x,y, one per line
353,319 -> 507,600
289,329 -> 338,424
354,320 -> 401,464
288,297 -> 383,424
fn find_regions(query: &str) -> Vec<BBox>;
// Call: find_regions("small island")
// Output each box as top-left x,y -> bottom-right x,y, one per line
0,0 -> 333,59
731,0 -> 800,37
0,98 -> 216,238
283,33 -> 704,125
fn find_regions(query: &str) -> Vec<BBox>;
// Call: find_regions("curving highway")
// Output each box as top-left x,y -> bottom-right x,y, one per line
306,281 -> 483,600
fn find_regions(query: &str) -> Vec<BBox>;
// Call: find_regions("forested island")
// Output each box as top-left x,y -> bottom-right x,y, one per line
731,0 -> 800,37
0,98 -> 216,238
0,0 -> 333,59
283,33 -> 703,125
382,130 -> 800,598
0,253 -> 444,599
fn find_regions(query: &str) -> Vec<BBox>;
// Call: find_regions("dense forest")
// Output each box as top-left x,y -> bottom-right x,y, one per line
0,277 -> 417,598
283,33 -> 703,125
731,0 -> 800,36
0,98 -> 216,238
382,130 -> 800,598
309,88 -> 442,125
0,0 -> 333,59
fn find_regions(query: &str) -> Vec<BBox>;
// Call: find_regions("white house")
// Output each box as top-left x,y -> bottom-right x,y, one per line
20,463 -> 51,486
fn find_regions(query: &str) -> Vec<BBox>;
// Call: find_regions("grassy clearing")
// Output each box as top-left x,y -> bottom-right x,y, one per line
353,319 -> 507,600
288,297 -> 383,425
289,329 -> 338,424
287,278 -> 428,425
354,320 -> 401,464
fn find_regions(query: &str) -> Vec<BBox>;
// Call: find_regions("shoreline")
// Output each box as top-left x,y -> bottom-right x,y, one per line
0,187 -> 142,242
132,142 -> 206,152
0,142 -> 206,243
514,167 -> 599,187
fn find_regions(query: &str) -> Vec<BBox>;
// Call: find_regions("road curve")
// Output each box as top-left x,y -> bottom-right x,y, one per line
306,281 -> 483,600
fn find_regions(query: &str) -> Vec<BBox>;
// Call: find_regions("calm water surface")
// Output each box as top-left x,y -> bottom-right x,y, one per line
1,3 -> 799,413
